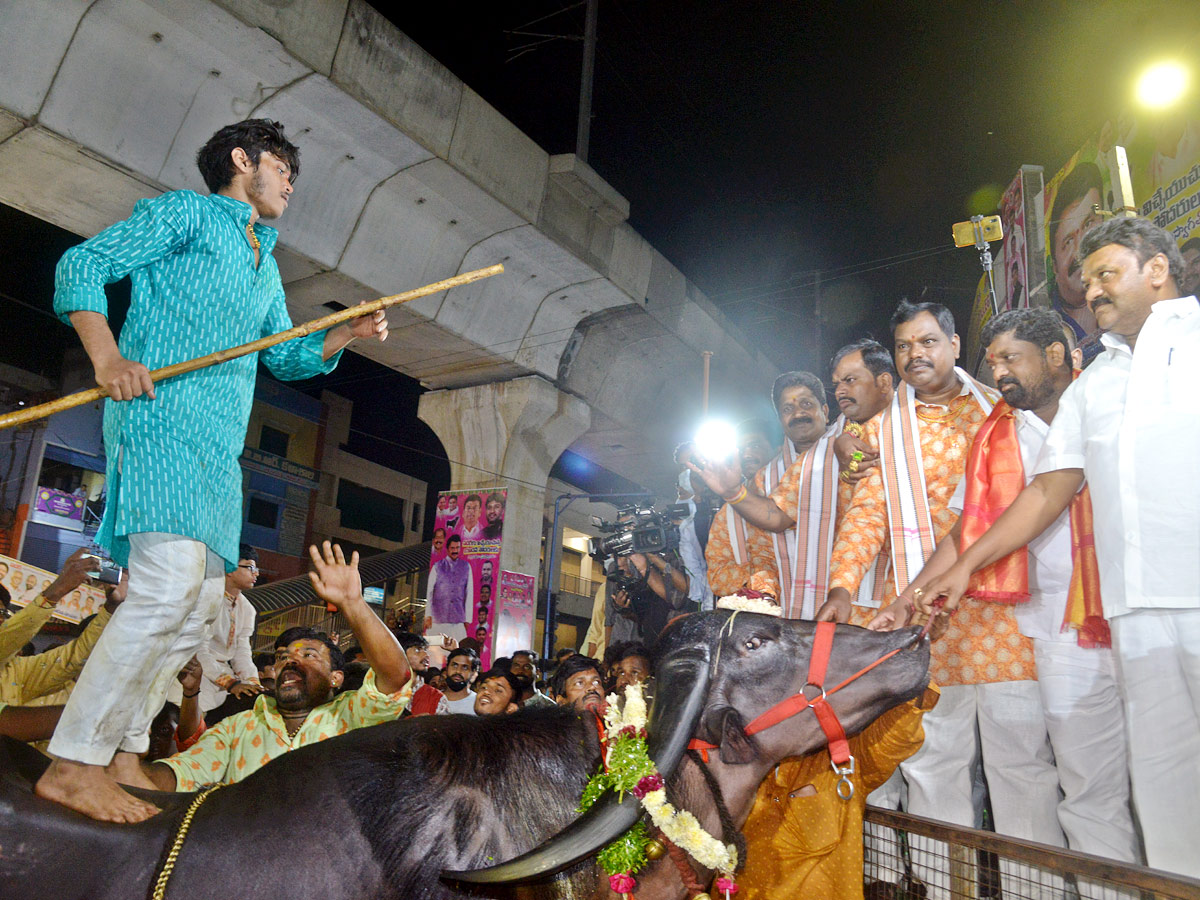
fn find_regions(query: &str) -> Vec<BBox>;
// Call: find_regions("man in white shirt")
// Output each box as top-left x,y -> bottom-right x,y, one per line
441,647 -> 479,715
196,543 -> 263,717
919,217 -> 1199,877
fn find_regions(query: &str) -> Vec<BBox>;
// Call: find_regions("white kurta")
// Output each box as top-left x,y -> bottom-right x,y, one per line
1035,295 -> 1200,878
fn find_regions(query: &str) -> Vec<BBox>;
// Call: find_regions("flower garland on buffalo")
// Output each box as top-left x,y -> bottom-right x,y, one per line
580,681 -> 738,900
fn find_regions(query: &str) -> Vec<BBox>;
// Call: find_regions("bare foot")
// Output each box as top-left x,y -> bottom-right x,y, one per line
36,758 -> 159,823
106,751 -> 158,791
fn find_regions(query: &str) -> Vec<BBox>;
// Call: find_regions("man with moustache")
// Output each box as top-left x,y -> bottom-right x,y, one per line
916,217 -> 1200,877
440,647 -> 480,715
122,542 -> 412,790
427,534 -> 473,639
704,419 -> 780,597
481,493 -> 505,540
551,654 -> 607,713
818,302 -> 1038,897
691,356 -> 894,620
872,307 -> 1138,867
509,649 -> 554,707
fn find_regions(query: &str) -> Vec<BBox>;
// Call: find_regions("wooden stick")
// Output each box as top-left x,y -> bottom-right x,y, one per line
0,263 -> 504,432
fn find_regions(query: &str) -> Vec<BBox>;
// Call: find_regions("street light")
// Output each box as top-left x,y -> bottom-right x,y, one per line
1135,61 -> 1189,109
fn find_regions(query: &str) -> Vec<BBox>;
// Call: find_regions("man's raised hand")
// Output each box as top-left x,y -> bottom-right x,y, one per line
308,541 -> 362,612
177,656 -> 202,695
686,454 -> 742,500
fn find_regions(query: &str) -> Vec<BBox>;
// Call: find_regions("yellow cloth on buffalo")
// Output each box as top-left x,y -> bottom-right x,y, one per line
158,668 -> 412,790
739,687 -> 938,900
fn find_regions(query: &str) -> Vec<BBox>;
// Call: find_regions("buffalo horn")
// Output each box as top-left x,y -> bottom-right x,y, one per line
443,645 -> 712,884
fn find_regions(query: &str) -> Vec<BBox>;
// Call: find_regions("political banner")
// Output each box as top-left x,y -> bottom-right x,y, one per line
493,570 -> 536,661
428,488 -> 507,669
0,554 -> 105,624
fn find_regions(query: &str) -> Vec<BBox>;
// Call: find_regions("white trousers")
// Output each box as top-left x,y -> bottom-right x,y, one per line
901,682 -> 1064,900
48,533 -> 225,764
1111,608 -> 1200,878
1034,639 -> 1140,862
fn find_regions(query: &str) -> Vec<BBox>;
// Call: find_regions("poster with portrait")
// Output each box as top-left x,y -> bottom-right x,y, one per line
494,570 -> 536,661
0,553 -> 105,624
429,488 -> 507,669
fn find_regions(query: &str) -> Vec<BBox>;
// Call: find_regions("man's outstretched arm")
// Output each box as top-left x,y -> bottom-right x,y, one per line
687,458 -> 795,533
308,542 -> 411,695
918,469 -> 1083,616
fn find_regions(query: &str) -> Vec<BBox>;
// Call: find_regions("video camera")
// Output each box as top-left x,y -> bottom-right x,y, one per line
588,503 -> 680,563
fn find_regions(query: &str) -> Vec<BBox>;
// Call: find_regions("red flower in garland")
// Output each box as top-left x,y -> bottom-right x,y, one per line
632,773 -> 664,798
609,872 -> 636,893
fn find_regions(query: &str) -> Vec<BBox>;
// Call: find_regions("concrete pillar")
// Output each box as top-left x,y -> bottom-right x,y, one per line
417,375 -> 590,589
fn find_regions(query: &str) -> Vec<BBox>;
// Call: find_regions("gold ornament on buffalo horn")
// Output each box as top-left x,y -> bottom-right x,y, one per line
645,839 -> 666,860
693,893 -> 712,900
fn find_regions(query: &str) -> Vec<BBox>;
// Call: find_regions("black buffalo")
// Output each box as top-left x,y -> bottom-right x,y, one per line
0,611 -> 929,900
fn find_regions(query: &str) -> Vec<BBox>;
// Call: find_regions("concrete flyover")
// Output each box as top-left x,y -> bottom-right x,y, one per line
0,0 -> 780,501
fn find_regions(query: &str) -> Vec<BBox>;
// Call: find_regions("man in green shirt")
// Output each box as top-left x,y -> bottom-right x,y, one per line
39,120 -> 389,823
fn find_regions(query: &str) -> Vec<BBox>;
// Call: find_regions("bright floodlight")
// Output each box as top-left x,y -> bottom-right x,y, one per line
1136,61 -> 1189,109
694,419 -> 737,464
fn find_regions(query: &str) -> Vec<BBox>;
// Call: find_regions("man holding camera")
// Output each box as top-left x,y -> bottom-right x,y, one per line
597,507 -> 692,647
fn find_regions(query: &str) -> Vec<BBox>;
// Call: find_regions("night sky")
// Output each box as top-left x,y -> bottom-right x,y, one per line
4,3 -> 1199,531
382,1 -> 1200,369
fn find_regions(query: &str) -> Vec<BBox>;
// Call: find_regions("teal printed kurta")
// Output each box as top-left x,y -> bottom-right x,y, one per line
54,190 -> 342,571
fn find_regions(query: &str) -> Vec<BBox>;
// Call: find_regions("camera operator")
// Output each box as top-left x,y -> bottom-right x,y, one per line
605,550 -> 690,646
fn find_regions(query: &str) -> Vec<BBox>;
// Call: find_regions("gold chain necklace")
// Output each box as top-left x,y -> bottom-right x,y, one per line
151,784 -> 223,900
246,224 -> 260,252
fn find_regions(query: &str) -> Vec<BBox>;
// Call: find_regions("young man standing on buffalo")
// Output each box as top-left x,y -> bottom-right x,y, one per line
40,119 -> 390,822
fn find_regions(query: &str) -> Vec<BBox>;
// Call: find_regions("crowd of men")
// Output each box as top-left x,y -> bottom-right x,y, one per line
2,115 -> 1197,897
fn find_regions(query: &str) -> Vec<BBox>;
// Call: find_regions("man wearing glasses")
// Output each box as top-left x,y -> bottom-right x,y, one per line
195,543 -> 263,719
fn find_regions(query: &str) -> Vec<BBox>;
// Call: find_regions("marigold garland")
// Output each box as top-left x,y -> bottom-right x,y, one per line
579,682 -> 739,899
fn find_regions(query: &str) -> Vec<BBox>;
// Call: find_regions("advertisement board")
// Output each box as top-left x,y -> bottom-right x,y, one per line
428,488 -> 507,669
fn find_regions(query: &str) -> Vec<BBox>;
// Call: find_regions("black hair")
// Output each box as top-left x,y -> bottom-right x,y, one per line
446,534 -> 463,547
511,649 -> 538,664
343,644 -> 365,661
340,661 -> 370,693
554,647 -> 578,663
1050,161 -> 1103,243
445,646 -> 482,673
252,651 -> 275,671
981,307 -> 1072,370
1181,237 -> 1200,255
890,299 -> 955,339
830,338 -> 897,380
238,543 -> 258,564
606,640 -> 652,669
395,631 -> 429,652
274,626 -> 346,673
771,370 -> 827,414
549,654 -> 606,699
478,669 -> 523,702
485,492 -> 505,508
195,119 -> 300,194
463,494 -> 482,508
1077,216 -> 1186,286
673,441 -> 695,464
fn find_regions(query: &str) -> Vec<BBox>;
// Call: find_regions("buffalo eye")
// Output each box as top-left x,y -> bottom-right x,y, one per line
744,636 -> 763,651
